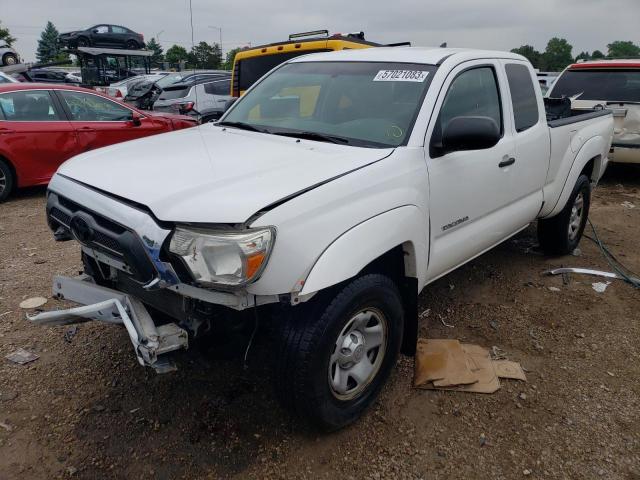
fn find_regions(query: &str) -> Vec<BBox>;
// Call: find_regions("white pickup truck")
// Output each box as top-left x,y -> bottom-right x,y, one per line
32,47 -> 614,430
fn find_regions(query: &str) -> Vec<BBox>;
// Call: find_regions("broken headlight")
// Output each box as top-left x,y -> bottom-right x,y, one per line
169,227 -> 275,288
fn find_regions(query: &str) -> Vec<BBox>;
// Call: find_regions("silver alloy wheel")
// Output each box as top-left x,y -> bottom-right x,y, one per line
568,192 -> 585,241
5,55 -> 16,65
328,308 -> 388,401
0,168 -> 5,195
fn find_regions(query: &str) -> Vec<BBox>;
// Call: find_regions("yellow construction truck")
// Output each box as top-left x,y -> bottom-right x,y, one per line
231,30 -> 408,97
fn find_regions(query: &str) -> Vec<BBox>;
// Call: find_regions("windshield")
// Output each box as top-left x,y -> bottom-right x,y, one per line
550,69 -> 640,102
223,61 -> 436,148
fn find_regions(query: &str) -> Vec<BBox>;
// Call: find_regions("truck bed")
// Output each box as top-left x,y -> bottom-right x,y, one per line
545,97 -> 611,127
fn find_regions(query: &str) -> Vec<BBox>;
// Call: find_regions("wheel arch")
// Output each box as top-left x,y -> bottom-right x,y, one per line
543,135 -> 606,219
0,153 -> 18,191
299,205 -> 427,355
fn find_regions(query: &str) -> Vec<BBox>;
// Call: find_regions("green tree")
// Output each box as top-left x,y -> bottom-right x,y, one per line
591,50 -> 605,59
145,37 -> 164,68
188,41 -> 221,69
165,44 -> 188,68
575,51 -> 590,62
0,21 -> 16,46
511,45 -> 542,68
36,21 -> 68,63
221,46 -> 241,70
542,37 -> 573,71
607,40 -> 640,58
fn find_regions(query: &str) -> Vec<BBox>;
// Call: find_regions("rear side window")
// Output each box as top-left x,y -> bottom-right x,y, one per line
112,26 -> 127,34
505,63 -> 540,132
0,90 -> 61,121
159,86 -> 191,100
204,80 -> 230,95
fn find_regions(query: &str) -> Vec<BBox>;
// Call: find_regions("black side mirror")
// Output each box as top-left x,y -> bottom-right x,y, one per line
92,29 -> 99,34
439,116 -> 500,156
127,112 -> 142,126
222,97 -> 238,113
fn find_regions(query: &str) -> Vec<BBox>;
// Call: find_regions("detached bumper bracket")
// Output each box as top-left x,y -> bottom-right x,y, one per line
27,275 -> 188,372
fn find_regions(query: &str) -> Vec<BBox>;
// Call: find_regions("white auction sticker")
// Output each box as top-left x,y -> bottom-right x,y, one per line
373,70 -> 429,82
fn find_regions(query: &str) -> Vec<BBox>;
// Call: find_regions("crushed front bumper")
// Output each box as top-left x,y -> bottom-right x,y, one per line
28,275 -> 189,373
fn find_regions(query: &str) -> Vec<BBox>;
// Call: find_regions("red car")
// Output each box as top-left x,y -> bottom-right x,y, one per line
0,83 -> 198,201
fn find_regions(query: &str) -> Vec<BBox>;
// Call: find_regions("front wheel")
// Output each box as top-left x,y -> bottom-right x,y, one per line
76,37 -> 89,47
274,274 -> 404,431
538,174 -> 591,255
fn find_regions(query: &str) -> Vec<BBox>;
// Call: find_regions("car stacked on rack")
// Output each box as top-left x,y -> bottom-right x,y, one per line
58,25 -> 145,50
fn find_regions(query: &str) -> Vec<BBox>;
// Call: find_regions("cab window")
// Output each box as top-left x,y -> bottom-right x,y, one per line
431,66 -> 502,152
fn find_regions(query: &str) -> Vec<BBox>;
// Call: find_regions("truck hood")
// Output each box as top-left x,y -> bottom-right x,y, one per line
57,125 -> 393,223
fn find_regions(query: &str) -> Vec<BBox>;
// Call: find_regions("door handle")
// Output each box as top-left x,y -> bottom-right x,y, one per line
78,126 -> 95,132
499,157 -> 516,168
0,128 -> 15,134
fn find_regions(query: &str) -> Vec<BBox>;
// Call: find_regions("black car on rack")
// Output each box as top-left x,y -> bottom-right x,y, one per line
59,25 -> 144,50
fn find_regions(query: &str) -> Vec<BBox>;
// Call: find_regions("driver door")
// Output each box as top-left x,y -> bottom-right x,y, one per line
425,61 -> 519,280
54,90 -> 165,151
90,25 -> 111,47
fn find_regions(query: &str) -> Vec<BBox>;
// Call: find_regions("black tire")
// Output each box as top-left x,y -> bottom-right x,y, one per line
2,53 -> 18,66
0,159 -> 15,202
274,274 -> 404,431
538,174 -> 591,255
76,37 -> 89,47
125,40 -> 139,50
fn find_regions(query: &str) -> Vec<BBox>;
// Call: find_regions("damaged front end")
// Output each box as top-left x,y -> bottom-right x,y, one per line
32,174 -> 280,372
28,275 -> 188,373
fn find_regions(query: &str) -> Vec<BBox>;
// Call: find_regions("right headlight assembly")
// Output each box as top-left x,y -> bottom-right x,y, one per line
169,227 -> 275,288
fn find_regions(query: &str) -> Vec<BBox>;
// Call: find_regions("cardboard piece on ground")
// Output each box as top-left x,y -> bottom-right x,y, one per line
5,348 -> 39,365
493,360 -> 527,381
414,340 -> 526,394
414,339 -> 478,387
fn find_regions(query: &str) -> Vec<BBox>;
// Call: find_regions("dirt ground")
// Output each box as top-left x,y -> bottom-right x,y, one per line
1,165 -> 639,480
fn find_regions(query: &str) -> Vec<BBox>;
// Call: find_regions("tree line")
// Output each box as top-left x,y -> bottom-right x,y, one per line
511,38 -> 640,71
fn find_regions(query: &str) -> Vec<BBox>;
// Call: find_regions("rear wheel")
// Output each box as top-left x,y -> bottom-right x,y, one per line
274,274 -> 404,431
538,174 -> 591,255
126,40 -> 139,50
2,53 -> 17,66
0,159 -> 15,202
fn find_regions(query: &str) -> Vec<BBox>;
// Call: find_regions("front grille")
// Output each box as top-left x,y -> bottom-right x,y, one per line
47,192 -> 157,283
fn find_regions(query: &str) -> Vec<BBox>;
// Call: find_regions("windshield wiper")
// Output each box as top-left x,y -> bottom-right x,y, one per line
217,121 -> 269,133
272,130 -> 351,145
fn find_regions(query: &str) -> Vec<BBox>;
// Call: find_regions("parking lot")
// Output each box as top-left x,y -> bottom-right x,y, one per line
0,164 -> 638,479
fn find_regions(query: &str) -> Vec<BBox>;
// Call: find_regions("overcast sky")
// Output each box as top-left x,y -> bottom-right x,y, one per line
4,0 -> 639,62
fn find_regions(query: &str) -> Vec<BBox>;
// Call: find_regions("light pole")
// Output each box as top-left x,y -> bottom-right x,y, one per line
208,25 -> 223,59
155,30 -> 164,45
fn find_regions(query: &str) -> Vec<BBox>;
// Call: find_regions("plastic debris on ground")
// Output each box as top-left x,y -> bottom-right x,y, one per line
5,348 -> 40,365
592,281 -> 611,293
414,339 -> 526,394
621,201 -> 635,209
18,297 -> 48,309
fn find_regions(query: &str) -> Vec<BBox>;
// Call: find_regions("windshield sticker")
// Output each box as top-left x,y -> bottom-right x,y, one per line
373,70 -> 429,82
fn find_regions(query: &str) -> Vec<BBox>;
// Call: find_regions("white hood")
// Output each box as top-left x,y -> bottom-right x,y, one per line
57,124 -> 392,223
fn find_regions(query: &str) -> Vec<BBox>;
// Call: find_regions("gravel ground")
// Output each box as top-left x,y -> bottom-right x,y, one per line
0,165 -> 639,479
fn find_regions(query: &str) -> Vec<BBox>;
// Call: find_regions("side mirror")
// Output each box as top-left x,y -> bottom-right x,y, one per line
439,116 -> 500,156
92,29 -> 99,34
127,112 -> 142,127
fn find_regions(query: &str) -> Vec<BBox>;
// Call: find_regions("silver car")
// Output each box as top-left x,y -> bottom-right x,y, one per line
153,77 -> 231,122
0,45 -> 19,66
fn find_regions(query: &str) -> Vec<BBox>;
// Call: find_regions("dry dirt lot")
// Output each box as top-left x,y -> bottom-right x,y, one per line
1,165 -> 639,479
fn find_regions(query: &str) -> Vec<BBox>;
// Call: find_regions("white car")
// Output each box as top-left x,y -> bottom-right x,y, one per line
33,47 -> 613,430
549,59 -> 640,164
106,73 -> 167,99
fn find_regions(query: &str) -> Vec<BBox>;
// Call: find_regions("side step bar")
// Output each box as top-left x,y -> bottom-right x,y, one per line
27,275 -> 188,372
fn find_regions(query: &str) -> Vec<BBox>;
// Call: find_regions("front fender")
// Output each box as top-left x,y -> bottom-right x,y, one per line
300,205 -> 428,295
